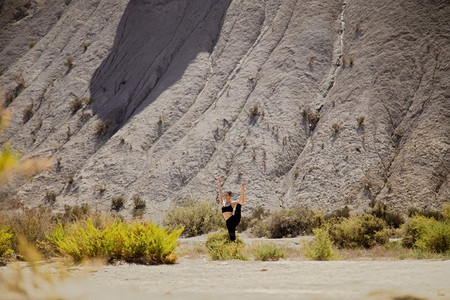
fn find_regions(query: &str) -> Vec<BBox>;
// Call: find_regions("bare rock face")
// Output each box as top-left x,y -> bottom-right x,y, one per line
0,0 -> 448,221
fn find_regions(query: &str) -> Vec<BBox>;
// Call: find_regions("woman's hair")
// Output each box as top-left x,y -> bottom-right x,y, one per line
225,191 -> 232,197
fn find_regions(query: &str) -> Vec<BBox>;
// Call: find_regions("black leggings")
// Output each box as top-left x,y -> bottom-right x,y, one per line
225,204 -> 241,241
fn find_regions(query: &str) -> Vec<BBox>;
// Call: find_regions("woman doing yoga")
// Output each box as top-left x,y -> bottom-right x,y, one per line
218,177 -> 246,241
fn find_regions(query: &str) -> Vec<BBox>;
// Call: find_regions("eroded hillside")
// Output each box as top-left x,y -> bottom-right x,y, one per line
0,0 -> 448,220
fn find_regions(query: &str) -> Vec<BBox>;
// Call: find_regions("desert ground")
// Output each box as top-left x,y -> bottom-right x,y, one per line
1,236 -> 449,300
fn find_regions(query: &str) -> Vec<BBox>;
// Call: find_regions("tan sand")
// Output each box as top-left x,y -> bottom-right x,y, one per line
77,258 -> 450,300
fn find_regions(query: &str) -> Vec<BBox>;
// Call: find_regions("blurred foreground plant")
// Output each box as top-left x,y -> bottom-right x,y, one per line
0,106 -> 52,183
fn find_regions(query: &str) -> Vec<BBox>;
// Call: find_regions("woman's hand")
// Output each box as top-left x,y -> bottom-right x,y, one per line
218,177 -> 223,206
239,183 -> 246,204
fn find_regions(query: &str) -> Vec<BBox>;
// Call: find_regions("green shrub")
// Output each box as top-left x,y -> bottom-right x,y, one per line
254,243 -> 285,261
0,227 -> 13,259
47,219 -> 182,264
47,219 -> 103,262
324,206 -> 350,220
329,214 -> 389,249
407,207 -> 444,221
304,227 -> 339,261
164,199 -> 223,237
415,220 -> 450,253
101,220 -> 182,264
368,200 -> 404,228
444,203 -> 450,220
239,206 -> 268,233
252,207 -> 321,238
401,215 -> 450,253
205,230 -> 246,261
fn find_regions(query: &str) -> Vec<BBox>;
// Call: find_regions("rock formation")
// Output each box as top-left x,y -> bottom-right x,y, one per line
0,0 -> 448,221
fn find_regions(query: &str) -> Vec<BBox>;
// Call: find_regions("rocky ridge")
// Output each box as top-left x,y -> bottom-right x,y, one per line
0,0 -> 448,221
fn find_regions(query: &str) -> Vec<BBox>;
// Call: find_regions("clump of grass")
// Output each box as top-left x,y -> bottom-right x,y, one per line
349,57 -> 354,66
252,206 -> 322,238
47,218 -> 182,264
325,206 -> 350,220
22,103 -> 34,123
248,104 -> 264,121
357,116 -> 365,125
164,199 -> 223,237
132,195 -> 146,218
29,40 -> 37,49
111,195 -> 125,212
45,190 -> 57,205
302,109 -> 320,131
303,226 -> 339,261
205,229 -> 247,261
14,73 -> 25,91
70,96 -> 84,114
81,42 -> 90,52
0,227 -> 13,260
84,96 -> 93,106
407,207 -> 444,221
331,123 -> 340,135
95,119 -> 110,136
368,200 -> 404,228
66,173 -> 74,185
329,214 -> 389,249
58,204 -> 91,224
63,57 -> 73,69
133,195 -> 146,210
253,243 -> 285,261
4,91 -> 14,107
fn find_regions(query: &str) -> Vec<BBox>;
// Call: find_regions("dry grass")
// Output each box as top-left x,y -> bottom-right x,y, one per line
244,241 -> 302,260
178,243 -> 208,259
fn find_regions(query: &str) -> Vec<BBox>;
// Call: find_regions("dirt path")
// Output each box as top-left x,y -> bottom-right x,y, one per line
79,259 -> 449,300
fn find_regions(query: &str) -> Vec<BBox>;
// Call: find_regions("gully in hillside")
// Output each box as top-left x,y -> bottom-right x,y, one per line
218,177 -> 246,241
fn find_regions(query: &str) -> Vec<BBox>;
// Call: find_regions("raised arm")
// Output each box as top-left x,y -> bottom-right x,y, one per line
218,177 -> 223,207
239,183 -> 246,204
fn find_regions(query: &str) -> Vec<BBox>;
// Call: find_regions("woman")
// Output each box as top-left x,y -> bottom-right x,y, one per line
218,177 -> 246,241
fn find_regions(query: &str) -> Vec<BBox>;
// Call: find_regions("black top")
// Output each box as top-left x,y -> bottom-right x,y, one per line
222,205 -> 233,213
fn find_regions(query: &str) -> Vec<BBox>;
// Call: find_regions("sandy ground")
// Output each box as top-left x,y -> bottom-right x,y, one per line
1,236 -> 449,300
77,258 -> 450,300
